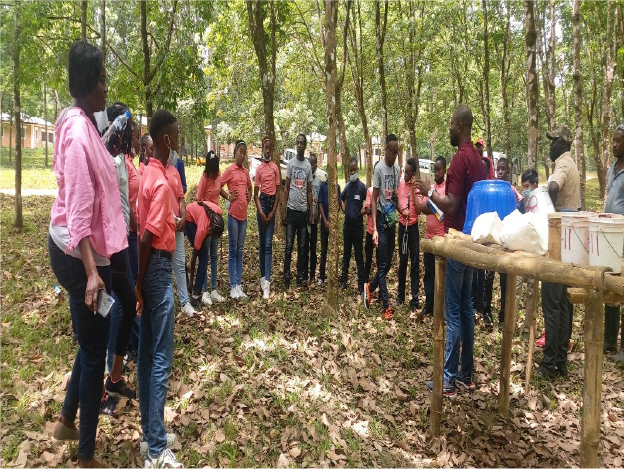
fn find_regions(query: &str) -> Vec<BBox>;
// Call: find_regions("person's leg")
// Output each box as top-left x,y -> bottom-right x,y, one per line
110,263 -> 137,379
138,285 -> 153,444
364,232 -> 373,283
257,209 -> 267,281
319,224 -> 328,281
407,223 -> 420,309
264,217 -> 275,282
605,305 -> 621,352
541,282 -> 566,371
142,256 -> 175,459
368,215 -> 385,294
353,225 -> 365,293
459,264 -> 475,382
284,209 -> 296,286
341,225 -> 352,286
295,211 -> 309,285
236,219 -> 247,287
475,270 -> 485,313
499,273 -> 508,325
483,270 -> 494,326
423,252 -> 435,314
377,222 -> 392,308
397,223 -> 408,304
227,215 -> 238,290
209,237 -> 219,291
193,240 -> 209,296
443,259 -> 463,387
127,230 -> 139,285
172,231 -> 189,307
309,223 -> 318,282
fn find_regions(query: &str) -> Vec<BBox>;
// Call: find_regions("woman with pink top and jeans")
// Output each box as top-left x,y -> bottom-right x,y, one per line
48,41 -> 127,467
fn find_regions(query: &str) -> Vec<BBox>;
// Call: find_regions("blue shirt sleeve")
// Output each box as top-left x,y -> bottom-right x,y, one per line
341,185 -> 348,201
176,157 -> 187,194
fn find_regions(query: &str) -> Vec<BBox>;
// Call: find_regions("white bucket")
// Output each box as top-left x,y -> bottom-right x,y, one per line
526,187 -> 555,215
588,214 -> 624,273
561,212 -> 592,265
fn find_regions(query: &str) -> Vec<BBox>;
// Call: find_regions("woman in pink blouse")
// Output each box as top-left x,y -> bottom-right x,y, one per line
47,41 -> 127,468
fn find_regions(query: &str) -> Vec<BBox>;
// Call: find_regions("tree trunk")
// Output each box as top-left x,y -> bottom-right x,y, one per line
81,0 -> 87,40
538,3 -> 555,131
140,0 -> 153,119
500,3 -> 511,159
52,88 -> 60,122
44,84 -> 48,167
482,0 -> 492,162
525,0 -> 539,170
548,0 -> 557,125
601,0 -> 617,200
335,87 -> 350,182
572,0 -> 586,210
375,0 -> 388,140
323,0 -> 339,314
8,103 -> 12,164
13,6 -> 23,228
99,0 -> 106,63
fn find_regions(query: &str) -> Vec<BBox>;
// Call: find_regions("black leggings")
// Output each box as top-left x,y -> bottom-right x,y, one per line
110,250 -> 137,358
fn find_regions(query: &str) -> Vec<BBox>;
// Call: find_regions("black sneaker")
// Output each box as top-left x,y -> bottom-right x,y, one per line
105,375 -> 137,400
427,380 -> 457,400
536,364 -> 557,380
456,376 -> 476,392
483,313 -> 494,331
555,363 -> 568,378
189,295 -> 201,308
100,392 -> 118,415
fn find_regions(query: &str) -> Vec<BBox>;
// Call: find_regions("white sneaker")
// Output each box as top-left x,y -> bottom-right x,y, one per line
237,285 -> 247,299
140,433 -> 176,458
201,291 -> 212,306
230,287 -> 240,299
181,302 -> 196,317
145,448 -> 182,469
260,277 -> 266,290
210,289 -> 225,303
263,281 -> 270,300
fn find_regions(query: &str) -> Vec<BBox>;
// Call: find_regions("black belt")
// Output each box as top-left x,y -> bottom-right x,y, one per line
151,248 -> 172,260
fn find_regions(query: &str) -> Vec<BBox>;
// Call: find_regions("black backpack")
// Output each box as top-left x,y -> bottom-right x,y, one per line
198,201 -> 224,239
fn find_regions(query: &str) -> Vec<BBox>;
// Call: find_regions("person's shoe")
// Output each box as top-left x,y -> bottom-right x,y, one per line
536,333 -> 546,348
230,287 -> 240,299
483,313 -> 494,331
555,363 -> 568,378
99,392 -> 118,415
237,285 -> 247,299
611,350 -> 624,362
409,303 -> 418,312
140,434 -> 176,458
260,277 -> 266,290
189,295 -> 201,308
382,307 -> 394,321
181,302 -> 196,317
263,282 -> 270,300
210,289 -> 225,303
363,283 -> 371,310
77,458 -> 104,468
427,380 -> 457,400
105,375 -> 137,400
144,448 -> 182,469
393,300 -> 404,308
51,418 -> 78,442
456,376 -> 476,392
536,364 -> 557,380
201,291 -> 212,306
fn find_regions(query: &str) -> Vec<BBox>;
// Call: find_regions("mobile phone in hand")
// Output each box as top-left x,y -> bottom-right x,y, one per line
97,289 -> 115,318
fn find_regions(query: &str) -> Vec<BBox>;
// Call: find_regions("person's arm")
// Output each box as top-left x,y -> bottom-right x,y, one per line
136,229 -> 153,316
268,176 -> 280,222
307,181 -> 313,225
196,175 -> 206,202
254,185 -> 266,224
246,173 -> 253,203
371,187 -> 379,246
320,203 -> 329,230
220,188 -> 229,200
548,181 -> 560,207
129,210 -> 138,233
410,181 -> 423,215
77,237 -> 105,312
415,179 -> 460,215
177,158 -> 187,194
177,197 -> 186,232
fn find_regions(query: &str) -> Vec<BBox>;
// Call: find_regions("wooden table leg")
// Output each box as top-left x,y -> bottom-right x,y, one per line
580,289 -> 604,468
499,273 -> 518,416
430,256 -> 446,436
525,279 -> 539,395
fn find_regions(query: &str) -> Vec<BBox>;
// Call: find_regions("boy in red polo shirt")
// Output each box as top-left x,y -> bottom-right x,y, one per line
135,110 -> 182,469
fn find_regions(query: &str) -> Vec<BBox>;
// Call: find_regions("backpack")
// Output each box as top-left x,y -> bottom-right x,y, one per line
198,201 -> 224,239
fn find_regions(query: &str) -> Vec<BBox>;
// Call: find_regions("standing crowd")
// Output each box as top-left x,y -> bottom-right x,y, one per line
47,41 -> 624,467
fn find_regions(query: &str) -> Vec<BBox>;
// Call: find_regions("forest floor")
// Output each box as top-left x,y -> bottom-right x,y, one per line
1,181 -> 623,468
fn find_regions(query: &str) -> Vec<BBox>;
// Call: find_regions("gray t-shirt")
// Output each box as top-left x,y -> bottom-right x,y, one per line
605,162 -> 624,215
113,154 -> 130,233
311,173 -> 321,222
373,161 -> 400,213
286,157 -> 313,212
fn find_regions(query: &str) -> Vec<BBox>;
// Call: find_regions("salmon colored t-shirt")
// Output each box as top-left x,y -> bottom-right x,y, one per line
364,187 -> 374,235
138,159 -> 175,252
424,180 -> 446,239
397,179 -> 421,226
196,172 -> 222,205
186,201 -> 223,251
221,163 -> 252,221
254,160 -> 280,196
165,164 -> 184,217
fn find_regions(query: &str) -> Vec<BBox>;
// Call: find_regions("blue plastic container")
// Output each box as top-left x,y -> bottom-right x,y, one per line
462,180 -> 517,235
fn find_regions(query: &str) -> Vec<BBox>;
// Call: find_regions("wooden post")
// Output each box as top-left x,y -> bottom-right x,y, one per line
498,273 -> 518,416
524,278 -> 539,395
580,289 -> 604,468
430,256 -> 446,436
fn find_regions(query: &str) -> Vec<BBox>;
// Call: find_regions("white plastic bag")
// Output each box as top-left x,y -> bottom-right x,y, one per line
500,210 -> 548,255
471,212 -> 503,245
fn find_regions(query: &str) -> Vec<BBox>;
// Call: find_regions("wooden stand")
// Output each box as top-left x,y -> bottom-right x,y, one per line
498,273 -> 518,416
430,256 -> 446,436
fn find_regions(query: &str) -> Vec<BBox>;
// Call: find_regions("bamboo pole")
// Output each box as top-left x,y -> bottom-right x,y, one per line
430,255 -> 446,437
604,274 -> 624,297
580,289 -> 604,468
498,273 -> 518,416
524,279 -> 540,395
567,287 -> 622,305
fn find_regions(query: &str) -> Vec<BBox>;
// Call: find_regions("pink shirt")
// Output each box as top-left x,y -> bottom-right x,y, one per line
364,187 -> 374,235
424,180 -> 446,239
196,173 -> 222,205
49,107 -> 127,257
254,161 -> 280,196
397,179 -> 421,226
126,155 -> 141,226
186,201 -> 223,250
138,159 -> 176,252
221,163 -> 252,221
165,164 -> 184,217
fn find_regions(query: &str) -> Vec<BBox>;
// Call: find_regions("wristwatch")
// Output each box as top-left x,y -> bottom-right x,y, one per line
428,187 -> 435,198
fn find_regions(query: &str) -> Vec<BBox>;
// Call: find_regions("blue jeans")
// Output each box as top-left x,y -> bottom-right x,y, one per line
107,249 -> 136,373
443,259 -> 475,385
127,231 -> 140,351
228,216 -> 247,288
368,212 -> 395,308
184,222 -> 209,296
257,194 -> 276,281
48,236 -> 112,461
173,231 -> 189,306
138,254 -> 175,459
284,208 -> 309,286
202,237 -> 219,291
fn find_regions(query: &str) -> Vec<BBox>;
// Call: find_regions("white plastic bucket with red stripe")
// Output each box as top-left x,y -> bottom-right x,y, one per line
561,212 -> 592,266
588,213 -> 624,274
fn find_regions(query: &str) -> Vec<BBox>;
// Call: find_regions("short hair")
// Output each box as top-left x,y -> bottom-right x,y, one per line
296,133 -> 307,145
106,103 -> 133,155
385,134 -> 398,145
497,157 -> 510,170
67,41 -> 103,99
482,157 -> 491,171
521,169 -> 539,186
140,133 -> 151,163
406,157 -> 417,174
349,157 -> 358,166
204,150 -> 219,178
149,110 -> 177,142
454,105 -> 473,130
309,152 -> 317,159
435,156 -> 447,167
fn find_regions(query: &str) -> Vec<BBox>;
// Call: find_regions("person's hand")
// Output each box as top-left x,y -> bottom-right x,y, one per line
402,209 -> 410,219
175,217 -> 185,232
415,179 -> 431,196
230,190 -> 239,202
135,285 -> 144,317
324,219 -> 329,231
259,211 -> 267,225
373,229 -> 379,248
309,213 -> 314,225
85,273 -> 105,312
246,190 -> 252,202
282,213 -> 287,227
266,211 -> 275,223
